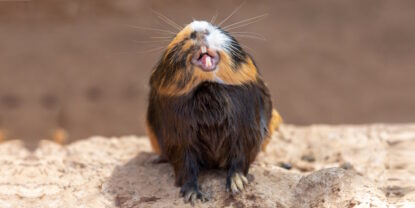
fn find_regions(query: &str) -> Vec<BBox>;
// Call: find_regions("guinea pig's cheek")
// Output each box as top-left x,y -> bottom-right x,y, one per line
216,51 -> 231,69
181,41 -> 193,52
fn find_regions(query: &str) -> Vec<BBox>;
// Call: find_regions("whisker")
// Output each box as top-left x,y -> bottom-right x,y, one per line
227,41 -> 257,55
229,41 -> 256,54
223,13 -> 268,30
227,44 -> 241,53
142,46 -> 166,53
150,36 -> 174,39
231,34 -> 267,41
226,22 -> 264,31
109,46 -> 165,56
152,10 -> 183,31
210,10 -> 219,24
133,40 -> 171,44
125,25 -> 176,35
227,45 -> 245,59
231,31 -> 265,36
230,32 -> 267,40
239,42 -> 257,54
217,1 -> 246,27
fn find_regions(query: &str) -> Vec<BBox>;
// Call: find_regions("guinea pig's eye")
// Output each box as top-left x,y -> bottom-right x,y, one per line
190,32 -> 197,39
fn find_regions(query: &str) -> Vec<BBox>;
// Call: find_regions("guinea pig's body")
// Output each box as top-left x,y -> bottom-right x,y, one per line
146,20 -> 282,203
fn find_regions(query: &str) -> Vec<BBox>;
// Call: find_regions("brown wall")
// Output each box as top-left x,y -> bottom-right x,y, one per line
1,0 -> 415,147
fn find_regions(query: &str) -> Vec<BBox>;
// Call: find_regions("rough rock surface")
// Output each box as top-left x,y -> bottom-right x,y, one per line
0,124 -> 414,208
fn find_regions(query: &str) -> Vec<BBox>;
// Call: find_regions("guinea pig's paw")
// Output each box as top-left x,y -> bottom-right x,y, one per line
180,185 -> 209,204
226,172 -> 249,195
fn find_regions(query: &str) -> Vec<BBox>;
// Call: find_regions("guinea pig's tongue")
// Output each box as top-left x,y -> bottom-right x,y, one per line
201,54 -> 213,69
192,47 -> 219,71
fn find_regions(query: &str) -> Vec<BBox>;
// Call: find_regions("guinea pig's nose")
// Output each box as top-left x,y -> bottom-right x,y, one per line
193,30 -> 209,41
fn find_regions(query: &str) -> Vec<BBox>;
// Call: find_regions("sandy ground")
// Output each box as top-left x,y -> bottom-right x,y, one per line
1,0 -> 415,147
0,124 -> 414,207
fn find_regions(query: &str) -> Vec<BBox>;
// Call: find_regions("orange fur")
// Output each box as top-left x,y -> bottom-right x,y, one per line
157,64 -> 214,96
146,119 -> 161,154
157,54 -> 258,96
215,53 -> 258,84
261,109 -> 283,151
181,40 -> 193,52
155,24 -> 260,97
166,26 -> 192,50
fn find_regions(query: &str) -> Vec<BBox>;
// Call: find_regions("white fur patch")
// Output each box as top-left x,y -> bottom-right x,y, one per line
189,20 -> 231,51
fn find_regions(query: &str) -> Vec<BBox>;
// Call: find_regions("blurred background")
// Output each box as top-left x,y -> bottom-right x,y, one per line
0,0 -> 414,148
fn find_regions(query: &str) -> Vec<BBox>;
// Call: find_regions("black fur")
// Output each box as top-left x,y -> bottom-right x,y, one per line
147,26 -> 274,201
218,28 -> 247,69
147,79 -> 273,192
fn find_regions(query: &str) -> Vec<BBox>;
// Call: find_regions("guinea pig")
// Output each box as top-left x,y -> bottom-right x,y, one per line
146,20 -> 282,203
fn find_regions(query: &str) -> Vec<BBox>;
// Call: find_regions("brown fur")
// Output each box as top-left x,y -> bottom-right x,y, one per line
146,21 -> 282,202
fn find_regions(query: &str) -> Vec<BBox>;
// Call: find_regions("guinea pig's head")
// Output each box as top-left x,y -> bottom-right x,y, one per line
152,20 -> 258,96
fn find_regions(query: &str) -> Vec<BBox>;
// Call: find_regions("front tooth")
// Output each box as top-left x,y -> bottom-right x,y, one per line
206,56 -> 211,67
201,46 -> 207,53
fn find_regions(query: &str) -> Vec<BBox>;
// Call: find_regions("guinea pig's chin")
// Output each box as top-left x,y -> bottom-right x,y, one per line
191,47 -> 220,72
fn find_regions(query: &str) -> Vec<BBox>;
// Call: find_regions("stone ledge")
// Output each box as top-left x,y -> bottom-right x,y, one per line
0,124 -> 414,207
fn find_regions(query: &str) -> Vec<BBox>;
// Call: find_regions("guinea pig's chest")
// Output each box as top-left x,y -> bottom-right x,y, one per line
174,82 -> 260,165
189,82 -> 253,123
167,82 -> 260,133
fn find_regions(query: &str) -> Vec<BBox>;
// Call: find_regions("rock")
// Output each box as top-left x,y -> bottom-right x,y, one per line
293,168 -> 387,208
0,124 -> 414,207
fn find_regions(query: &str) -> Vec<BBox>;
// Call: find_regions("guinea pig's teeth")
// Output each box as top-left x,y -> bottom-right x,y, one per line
201,46 -> 207,54
206,56 -> 211,67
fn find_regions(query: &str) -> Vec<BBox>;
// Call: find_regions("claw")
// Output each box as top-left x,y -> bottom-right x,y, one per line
180,186 -> 209,204
240,174 -> 248,184
191,193 -> 197,204
184,191 -> 192,202
235,176 -> 244,191
227,172 -> 249,195
231,181 -> 239,194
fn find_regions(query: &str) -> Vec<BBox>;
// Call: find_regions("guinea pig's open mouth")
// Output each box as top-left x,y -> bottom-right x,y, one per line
191,46 -> 219,72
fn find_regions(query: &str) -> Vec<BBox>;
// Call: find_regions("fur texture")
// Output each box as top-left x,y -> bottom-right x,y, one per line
146,20 -> 282,203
